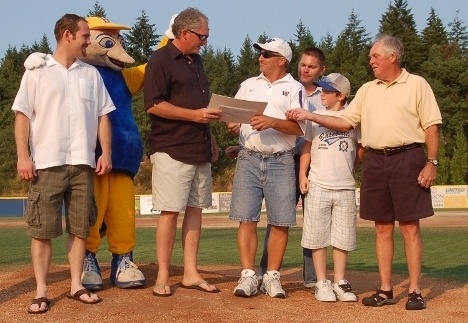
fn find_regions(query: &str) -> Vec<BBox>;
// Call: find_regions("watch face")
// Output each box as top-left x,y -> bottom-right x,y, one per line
432,160 -> 438,165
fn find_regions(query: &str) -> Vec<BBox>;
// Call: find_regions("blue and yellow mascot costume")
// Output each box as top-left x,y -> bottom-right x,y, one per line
79,17 -> 145,289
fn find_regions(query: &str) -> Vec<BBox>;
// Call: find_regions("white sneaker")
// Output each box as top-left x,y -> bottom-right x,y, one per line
315,280 -> 336,302
333,279 -> 357,302
81,252 -> 102,290
260,271 -> 286,298
233,269 -> 258,297
114,255 -> 146,288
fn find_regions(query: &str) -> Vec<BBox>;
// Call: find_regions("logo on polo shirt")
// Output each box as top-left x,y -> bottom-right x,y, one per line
282,91 -> 289,96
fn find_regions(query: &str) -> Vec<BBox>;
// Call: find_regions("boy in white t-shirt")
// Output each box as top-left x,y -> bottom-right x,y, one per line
297,73 -> 365,302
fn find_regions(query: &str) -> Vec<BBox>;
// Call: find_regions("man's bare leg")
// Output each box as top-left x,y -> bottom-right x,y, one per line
30,238 -> 51,312
180,206 -> 217,291
375,221 -> 395,291
154,211 -> 178,295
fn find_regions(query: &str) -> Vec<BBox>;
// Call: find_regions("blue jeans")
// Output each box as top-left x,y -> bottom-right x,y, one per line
229,148 -> 296,226
259,154 -> 316,284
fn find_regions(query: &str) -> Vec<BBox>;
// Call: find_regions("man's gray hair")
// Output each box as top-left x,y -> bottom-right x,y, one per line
374,34 -> 404,64
172,7 -> 208,38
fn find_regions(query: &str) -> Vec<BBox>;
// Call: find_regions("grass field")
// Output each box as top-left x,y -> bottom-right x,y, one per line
1,226 -> 467,283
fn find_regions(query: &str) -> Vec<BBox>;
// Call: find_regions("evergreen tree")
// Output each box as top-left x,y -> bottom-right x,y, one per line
421,8 -> 448,49
378,0 -> 424,71
293,20 -> 316,50
234,36 -> 258,87
436,132 -> 450,185
318,32 -> 335,61
0,45 -> 33,194
124,10 -> 159,65
420,44 -> 468,142
30,34 -> 52,54
328,9 -> 372,88
449,130 -> 468,184
87,1 -> 107,18
448,10 -> 468,54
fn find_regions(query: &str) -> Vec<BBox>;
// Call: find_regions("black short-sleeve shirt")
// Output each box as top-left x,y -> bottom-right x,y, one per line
144,41 -> 211,164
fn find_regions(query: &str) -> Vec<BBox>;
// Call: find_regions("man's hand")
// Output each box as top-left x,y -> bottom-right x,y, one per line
418,163 -> 437,188
17,157 -> 36,180
194,108 -> 222,123
225,145 -> 240,159
285,108 -> 311,121
250,115 -> 273,131
226,122 -> 241,135
95,154 -> 112,175
24,52 -> 47,70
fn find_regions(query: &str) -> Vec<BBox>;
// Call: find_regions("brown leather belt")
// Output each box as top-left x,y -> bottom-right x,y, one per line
367,143 -> 422,156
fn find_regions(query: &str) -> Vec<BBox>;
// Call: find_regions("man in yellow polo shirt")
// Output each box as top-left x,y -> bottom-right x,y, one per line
286,34 -> 442,311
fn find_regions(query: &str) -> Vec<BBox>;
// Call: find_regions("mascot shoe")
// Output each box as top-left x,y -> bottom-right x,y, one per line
81,251 -> 103,290
110,252 -> 145,288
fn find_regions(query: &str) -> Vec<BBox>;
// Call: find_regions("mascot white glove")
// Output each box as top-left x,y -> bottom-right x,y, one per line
24,52 -> 47,70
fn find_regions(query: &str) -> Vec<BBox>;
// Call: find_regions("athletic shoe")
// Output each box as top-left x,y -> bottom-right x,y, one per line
315,280 -> 336,302
405,290 -> 426,310
260,271 -> 286,298
362,289 -> 397,306
233,269 -> 258,297
111,252 -> 145,288
333,280 -> 357,302
81,251 -> 103,290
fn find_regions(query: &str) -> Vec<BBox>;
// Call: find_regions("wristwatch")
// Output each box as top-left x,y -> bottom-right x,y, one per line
427,158 -> 438,166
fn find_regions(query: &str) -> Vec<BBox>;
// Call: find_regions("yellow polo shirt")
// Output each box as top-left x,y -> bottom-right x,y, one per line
341,69 -> 442,149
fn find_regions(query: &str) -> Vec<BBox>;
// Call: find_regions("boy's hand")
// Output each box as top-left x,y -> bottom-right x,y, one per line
286,108 -> 310,121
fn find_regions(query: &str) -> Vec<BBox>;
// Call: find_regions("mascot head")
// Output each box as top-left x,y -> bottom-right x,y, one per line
83,16 -> 135,71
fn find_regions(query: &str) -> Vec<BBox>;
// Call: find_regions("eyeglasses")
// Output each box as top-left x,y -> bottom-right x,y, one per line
187,29 -> 209,41
259,51 -> 283,59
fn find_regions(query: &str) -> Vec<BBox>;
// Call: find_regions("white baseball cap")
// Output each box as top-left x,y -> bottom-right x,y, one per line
314,73 -> 351,97
253,37 -> 292,62
164,13 -> 178,39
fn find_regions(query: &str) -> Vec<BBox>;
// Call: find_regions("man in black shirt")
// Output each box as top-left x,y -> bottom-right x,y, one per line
144,7 -> 221,297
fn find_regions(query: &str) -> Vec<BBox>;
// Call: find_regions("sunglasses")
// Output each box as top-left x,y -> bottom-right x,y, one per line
187,29 -> 209,41
259,51 -> 283,59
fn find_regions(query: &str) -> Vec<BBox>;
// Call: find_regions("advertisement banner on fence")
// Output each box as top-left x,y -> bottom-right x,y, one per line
431,185 -> 468,209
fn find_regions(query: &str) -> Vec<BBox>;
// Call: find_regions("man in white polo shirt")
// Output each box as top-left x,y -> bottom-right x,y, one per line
228,38 -> 307,299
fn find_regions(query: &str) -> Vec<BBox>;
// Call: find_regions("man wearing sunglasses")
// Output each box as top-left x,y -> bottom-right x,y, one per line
144,7 -> 221,297
228,38 -> 307,299
259,47 -> 327,291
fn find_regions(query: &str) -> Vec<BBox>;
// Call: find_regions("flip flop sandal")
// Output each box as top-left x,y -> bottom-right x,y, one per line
67,288 -> 102,304
27,297 -> 51,314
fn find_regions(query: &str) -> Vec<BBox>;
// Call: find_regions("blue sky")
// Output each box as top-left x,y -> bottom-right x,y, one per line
0,0 -> 467,57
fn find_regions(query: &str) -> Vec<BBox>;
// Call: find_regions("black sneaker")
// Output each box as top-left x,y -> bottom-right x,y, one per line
405,291 -> 426,310
362,289 -> 397,306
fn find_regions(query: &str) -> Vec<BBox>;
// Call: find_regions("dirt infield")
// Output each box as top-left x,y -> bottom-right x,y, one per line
1,211 -> 467,322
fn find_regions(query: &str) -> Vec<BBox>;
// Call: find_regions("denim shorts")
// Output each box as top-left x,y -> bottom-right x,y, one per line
229,148 -> 296,226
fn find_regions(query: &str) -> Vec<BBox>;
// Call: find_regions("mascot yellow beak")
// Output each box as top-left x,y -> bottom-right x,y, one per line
84,16 -> 135,71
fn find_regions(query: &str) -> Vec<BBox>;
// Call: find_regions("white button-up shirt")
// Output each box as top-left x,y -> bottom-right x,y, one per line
12,55 -> 115,169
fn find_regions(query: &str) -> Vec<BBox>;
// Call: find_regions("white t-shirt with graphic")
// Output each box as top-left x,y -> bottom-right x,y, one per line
305,109 -> 360,190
